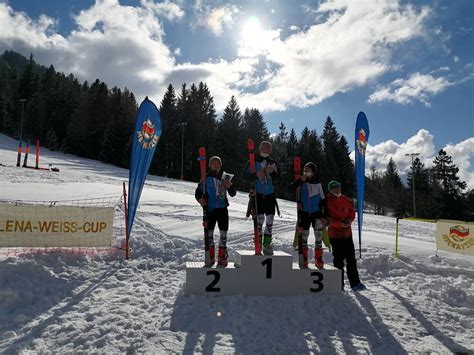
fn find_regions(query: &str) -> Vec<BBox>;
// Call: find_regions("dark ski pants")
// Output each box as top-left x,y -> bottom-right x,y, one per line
207,208 -> 229,248
329,237 -> 361,288
256,193 -> 276,236
299,211 -> 323,248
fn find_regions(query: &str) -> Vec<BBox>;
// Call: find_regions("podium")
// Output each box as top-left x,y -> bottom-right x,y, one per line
185,250 -> 342,296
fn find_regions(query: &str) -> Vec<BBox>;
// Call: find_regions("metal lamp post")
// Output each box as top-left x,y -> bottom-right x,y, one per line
16,99 -> 26,167
406,152 -> 420,217
178,122 -> 187,180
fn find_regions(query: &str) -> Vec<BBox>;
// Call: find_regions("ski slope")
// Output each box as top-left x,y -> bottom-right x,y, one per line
0,134 -> 473,354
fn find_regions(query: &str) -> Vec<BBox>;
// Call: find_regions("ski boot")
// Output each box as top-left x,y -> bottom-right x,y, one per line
351,283 -> 366,292
263,234 -> 274,255
205,246 -> 215,267
299,246 -> 308,269
217,247 -> 228,267
315,247 -> 324,269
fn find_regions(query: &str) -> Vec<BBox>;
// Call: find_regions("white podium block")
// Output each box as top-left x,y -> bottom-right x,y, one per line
185,250 -> 342,296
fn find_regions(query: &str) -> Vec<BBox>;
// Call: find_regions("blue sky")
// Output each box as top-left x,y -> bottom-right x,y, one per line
0,0 -> 473,187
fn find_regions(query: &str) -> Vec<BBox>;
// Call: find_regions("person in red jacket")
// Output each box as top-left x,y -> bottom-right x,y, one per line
327,180 -> 365,291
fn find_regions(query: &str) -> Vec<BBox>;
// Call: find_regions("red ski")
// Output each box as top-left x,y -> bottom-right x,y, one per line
198,147 -> 213,266
247,138 -> 261,255
293,157 -> 302,250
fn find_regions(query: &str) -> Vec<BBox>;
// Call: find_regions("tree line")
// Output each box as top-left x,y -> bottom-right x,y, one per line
0,50 -> 471,220
367,152 -> 473,220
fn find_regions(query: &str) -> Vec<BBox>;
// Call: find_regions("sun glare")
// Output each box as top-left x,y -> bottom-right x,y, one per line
241,16 -> 262,39
240,16 -> 266,56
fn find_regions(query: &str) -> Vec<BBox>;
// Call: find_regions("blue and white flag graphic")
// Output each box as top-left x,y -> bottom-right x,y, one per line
127,97 -> 162,234
355,111 -> 369,258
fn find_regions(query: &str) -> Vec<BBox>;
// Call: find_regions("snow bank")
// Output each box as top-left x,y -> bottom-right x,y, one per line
0,134 -> 473,353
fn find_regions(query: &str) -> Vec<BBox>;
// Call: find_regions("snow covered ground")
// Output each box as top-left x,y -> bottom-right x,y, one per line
0,134 -> 473,354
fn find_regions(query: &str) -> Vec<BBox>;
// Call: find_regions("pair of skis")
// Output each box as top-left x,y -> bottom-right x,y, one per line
247,139 -> 261,255
198,147 -> 212,265
199,141 -> 262,260
293,157 -> 303,250
292,158 -> 331,252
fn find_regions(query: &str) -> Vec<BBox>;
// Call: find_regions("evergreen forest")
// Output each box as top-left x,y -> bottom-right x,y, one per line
1,51 -> 472,220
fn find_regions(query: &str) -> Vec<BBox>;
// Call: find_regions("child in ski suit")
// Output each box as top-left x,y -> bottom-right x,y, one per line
246,141 -> 280,255
195,156 -> 236,267
326,180 -> 365,291
289,162 -> 326,269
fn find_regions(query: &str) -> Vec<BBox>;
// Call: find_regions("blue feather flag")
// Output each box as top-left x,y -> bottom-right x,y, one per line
355,112 -> 369,258
127,97 -> 162,235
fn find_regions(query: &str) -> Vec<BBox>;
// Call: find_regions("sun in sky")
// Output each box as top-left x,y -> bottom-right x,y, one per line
241,15 -> 262,39
239,15 -> 267,57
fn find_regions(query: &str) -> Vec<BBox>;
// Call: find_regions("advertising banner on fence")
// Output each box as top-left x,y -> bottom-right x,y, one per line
0,203 -> 114,247
436,220 -> 474,256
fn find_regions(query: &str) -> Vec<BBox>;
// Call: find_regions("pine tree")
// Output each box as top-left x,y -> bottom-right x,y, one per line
431,149 -> 467,219
382,158 -> 404,215
117,89 -> 137,167
153,84 -> 177,176
36,65 -> 57,141
17,54 -> 40,142
407,157 -> 435,218
298,127 -> 324,185
65,81 -> 91,157
0,58 -> 14,134
272,122 -> 292,200
242,108 -> 269,150
45,128 -> 58,151
174,82 -> 217,180
366,166 -> 386,215
287,128 -> 298,157
216,96 -> 243,177
99,87 -> 122,165
336,135 -> 355,197
464,189 -> 474,220
321,116 -> 340,183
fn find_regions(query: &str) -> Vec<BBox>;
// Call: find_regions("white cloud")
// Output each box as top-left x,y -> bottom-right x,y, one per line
1,2 -> 471,188
0,0 -> 175,102
234,0 -> 431,111
362,130 -> 474,190
0,3 -> 67,50
165,57 -> 259,110
302,3 -> 318,15
140,0 -> 184,21
443,138 -> 474,190
368,73 -> 451,106
289,25 -> 299,31
196,5 -> 239,36
0,0 -> 441,113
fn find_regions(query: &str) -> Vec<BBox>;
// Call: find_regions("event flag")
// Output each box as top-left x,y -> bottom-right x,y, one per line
127,97 -> 162,234
355,112 -> 369,258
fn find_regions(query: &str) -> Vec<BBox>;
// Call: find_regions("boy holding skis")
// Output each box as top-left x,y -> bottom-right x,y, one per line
326,180 -> 365,291
246,141 -> 280,255
195,156 -> 236,267
289,162 -> 326,269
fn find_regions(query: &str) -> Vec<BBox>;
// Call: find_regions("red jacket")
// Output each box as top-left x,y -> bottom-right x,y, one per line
327,193 -> 355,238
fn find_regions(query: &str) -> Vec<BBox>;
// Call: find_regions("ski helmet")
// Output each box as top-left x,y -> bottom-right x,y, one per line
259,141 -> 272,154
208,156 -> 222,170
328,180 -> 341,191
304,162 -> 316,174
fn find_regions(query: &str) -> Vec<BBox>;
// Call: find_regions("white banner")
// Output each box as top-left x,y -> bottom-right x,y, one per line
436,219 -> 474,257
0,203 -> 114,247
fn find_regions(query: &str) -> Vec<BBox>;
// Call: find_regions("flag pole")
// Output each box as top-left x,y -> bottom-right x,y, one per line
123,182 -> 130,260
